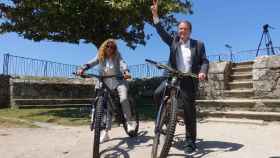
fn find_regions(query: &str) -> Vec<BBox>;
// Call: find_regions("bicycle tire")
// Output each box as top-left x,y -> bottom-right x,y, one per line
92,96 -> 105,158
152,95 -> 178,158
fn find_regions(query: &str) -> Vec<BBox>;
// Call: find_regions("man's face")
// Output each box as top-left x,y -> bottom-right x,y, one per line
178,22 -> 191,42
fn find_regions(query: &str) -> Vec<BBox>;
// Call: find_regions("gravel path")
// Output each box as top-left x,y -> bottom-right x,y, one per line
1,119 -> 280,158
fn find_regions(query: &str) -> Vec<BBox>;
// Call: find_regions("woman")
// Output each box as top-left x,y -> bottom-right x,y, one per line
78,39 -> 136,142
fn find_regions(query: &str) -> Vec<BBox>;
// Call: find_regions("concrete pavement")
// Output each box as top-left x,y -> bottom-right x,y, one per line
1,119 -> 280,158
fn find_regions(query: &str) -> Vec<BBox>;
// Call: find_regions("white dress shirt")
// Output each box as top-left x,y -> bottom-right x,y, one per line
177,40 -> 192,73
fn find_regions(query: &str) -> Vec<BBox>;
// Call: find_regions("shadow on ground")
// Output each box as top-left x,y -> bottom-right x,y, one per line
25,107 -> 90,119
100,130 -> 153,158
170,135 -> 244,158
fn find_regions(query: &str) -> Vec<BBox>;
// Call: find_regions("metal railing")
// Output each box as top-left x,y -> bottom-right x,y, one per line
2,47 -> 280,79
208,47 -> 280,63
129,62 -> 165,79
1,53 -> 166,79
2,53 -> 98,78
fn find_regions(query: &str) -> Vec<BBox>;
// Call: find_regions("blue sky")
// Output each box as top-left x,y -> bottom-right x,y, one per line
0,0 -> 280,70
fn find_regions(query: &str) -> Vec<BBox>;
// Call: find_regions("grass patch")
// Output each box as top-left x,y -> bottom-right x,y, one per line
0,97 -> 156,127
0,117 -> 38,128
0,108 -> 91,127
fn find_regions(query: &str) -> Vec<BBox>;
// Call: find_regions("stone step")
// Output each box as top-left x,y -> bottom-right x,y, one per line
17,104 -> 91,108
12,98 -> 93,108
228,81 -> 253,89
232,61 -> 253,64
196,99 -> 280,112
231,66 -> 252,73
230,73 -> 252,81
200,118 -> 265,125
232,61 -> 254,67
232,62 -> 254,69
224,89 -> 254,98
199,110 -> 280,121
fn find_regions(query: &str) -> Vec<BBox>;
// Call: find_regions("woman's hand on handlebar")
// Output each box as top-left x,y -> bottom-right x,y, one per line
123,71 -> 132,80
76,68 -> 85,76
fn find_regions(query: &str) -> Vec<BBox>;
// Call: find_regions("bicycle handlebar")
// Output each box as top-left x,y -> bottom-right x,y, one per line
145,59 -> 198,78
73,72 -> 123,79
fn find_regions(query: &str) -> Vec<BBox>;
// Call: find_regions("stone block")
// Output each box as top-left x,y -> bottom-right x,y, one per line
208,61 -> 230,74
254,55 -> 280,69
252,69 -> 272,81
253,80 -> 275,92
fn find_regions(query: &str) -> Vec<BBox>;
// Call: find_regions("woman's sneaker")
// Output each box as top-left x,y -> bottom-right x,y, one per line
100,131 -> 110,143
127,121 -> 136,133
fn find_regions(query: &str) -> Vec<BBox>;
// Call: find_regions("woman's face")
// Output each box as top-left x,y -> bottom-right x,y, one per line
105,41 -> 116,57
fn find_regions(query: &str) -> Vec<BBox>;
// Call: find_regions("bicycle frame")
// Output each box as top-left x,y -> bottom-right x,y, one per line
75,73 -> 123,131
93,78 -> 122,131
146,59 -> 198,158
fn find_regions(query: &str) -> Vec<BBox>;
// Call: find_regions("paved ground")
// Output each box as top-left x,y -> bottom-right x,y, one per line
1,118 -> 280,158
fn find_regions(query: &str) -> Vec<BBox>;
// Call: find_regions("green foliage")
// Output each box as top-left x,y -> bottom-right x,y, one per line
0,108 -> 91,126
128,77 -> 164,97
0,0 -> 192,48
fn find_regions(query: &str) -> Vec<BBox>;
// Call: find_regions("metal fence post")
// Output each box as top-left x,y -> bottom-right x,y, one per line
146,64 -> 150,78
3,53 -> 10,75
44,61 -> 48,77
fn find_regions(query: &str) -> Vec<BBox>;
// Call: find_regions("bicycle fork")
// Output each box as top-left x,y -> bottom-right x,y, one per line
154,86 -> 168,134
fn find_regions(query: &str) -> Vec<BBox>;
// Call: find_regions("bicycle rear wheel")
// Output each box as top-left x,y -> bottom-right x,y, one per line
92,96 -> 105,158
152,95 -> 178,158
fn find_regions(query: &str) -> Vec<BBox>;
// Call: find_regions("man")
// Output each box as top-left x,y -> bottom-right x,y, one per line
151,0 -> 209,154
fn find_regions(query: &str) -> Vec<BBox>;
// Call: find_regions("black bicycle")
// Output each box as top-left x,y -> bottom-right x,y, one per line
145,59 -> 197,158
74,73 -> 139,158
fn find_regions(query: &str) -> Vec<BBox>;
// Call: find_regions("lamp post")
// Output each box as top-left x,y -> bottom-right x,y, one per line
225,44 -> 233,62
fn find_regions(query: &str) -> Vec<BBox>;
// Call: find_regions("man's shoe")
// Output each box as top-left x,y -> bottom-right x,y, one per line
184,141 -> 197,155
100,131 -> 110,143
127,121 -> 136,133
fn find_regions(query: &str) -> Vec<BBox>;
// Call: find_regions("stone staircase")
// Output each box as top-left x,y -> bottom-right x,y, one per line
224,61 -> 254,98
197,61 -> 280,121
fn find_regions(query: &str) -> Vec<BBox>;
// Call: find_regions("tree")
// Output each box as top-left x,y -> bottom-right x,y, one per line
0,0 -> 192,48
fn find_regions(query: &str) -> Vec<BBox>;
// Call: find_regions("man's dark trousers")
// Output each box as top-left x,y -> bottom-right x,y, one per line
154,77 -> 197,143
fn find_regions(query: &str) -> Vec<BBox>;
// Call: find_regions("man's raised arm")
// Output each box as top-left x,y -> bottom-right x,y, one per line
151,0 -> 173,47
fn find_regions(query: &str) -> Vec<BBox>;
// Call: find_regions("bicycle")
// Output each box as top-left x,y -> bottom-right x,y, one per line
145,59 -> 197,158
74,73 -> 139,158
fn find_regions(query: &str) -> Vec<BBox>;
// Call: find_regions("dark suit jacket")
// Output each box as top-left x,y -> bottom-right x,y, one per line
154,22 -> 209,76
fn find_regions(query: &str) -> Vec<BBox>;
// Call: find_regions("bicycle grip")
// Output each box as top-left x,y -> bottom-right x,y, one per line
145,59 -> 157,65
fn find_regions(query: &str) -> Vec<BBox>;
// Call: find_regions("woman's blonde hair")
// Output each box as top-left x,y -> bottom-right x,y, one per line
98,39 -> 118,63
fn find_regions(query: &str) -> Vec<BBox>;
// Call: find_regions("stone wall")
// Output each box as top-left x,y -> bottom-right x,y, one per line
128,77 -> 164,97
0,75 -> 10,108
11,78 -> 95,99
253,55 -> 280,99
9,77 -> 96,108
1,55 -> 279,108
197,61 -> 231,99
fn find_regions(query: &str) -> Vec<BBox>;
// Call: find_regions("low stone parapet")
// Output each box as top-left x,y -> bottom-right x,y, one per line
8,77 -> 95,108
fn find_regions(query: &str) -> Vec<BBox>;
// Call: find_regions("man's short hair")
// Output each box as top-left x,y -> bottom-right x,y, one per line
178,20 -> 192,32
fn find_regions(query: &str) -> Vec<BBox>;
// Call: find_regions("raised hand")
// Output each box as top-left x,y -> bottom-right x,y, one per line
151,0 -> 158,18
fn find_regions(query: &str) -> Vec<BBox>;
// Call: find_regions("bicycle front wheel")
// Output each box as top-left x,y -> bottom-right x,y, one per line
92,96 -> 105,158
152,95 -> 178,158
